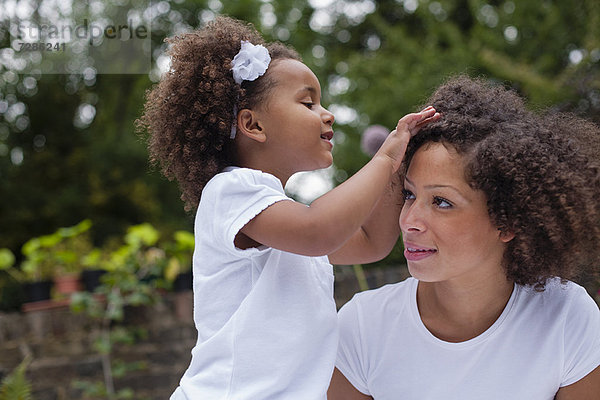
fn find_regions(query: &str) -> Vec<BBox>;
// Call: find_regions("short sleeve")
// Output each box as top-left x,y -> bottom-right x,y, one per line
561,285 -> 600,386
202,168 -> 290,254
336,296 -> 371,396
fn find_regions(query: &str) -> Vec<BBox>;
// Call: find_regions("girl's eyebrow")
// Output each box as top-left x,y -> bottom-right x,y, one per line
298,86 -> 318,97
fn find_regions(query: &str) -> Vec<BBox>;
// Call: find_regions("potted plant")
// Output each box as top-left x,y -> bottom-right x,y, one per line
48,219 -> 94,297
69,223 -> 167,398
79,247 -> 109,293
4,220 -> 95,303
0,248 -> 16,276
0,240 -> 55,303
0,248 -> 24,309
109,223 -> 168,288
160,230 -> 194,321
163,230 -> 195,292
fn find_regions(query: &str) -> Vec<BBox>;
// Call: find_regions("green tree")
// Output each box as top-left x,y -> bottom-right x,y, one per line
1,0 -> 598,270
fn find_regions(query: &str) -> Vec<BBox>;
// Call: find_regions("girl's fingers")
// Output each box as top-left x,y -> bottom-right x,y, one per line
397,107 -> 437,131
415,112 -> 441,127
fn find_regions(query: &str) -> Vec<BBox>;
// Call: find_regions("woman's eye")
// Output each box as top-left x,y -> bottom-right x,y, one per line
402,189 -> 415,201
433,196 -> 453,209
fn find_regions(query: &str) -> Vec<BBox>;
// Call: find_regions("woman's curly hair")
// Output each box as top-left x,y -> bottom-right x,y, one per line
136,16 -> 300,211
403,75 -> 600,288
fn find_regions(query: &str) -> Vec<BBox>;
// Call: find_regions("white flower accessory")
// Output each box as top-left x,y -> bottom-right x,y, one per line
230,41 -> 271,138
231,40 -> 271,84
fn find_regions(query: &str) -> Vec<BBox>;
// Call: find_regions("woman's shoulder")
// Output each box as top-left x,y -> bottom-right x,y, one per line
521,278 -> 594,302
354,276 -> 415,298
342,277 -> 417,316
518,278 -> 599,320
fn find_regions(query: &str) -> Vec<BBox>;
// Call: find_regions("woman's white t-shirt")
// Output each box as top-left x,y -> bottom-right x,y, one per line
171,167 -> 338,400
336,277 -> 600,400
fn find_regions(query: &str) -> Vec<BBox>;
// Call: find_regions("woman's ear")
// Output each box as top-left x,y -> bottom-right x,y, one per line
499,229 -> 515,243
237,109 -> 266,143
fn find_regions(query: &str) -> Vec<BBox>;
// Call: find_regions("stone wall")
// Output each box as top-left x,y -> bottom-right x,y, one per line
0,293 -> 196,400
0,265 -> 409,400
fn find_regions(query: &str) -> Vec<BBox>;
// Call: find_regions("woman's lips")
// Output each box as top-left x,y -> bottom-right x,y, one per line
404,244 -> 437,261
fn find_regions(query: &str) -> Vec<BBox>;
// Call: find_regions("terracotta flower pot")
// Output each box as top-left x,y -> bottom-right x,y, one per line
53,274 -> 82,296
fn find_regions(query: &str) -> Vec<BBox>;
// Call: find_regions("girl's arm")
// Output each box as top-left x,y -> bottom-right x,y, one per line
555,366 -> 600,400
240,109 -> 437,257
327,172 -> 402,265
327,368 -> 373,400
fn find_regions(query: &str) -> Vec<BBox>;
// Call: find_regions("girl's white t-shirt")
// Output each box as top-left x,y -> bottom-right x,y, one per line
336,277 -> 600,400
171,167 -> 338,400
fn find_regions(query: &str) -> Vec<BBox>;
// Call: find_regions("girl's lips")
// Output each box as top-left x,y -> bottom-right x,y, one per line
320,131 -> 334,141
321,132 -> 333,149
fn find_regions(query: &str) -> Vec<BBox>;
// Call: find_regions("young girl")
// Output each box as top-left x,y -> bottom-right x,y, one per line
138,16 -> 438,399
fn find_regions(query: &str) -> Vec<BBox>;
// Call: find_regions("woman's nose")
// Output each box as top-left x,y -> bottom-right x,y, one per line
399,202 -> 426,233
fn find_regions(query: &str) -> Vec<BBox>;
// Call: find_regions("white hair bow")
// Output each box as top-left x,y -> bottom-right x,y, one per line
230,41 -> 271,138
231,41 -> 271,85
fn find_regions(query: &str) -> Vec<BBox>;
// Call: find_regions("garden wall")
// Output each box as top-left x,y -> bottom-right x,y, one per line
0,265 -> 409,400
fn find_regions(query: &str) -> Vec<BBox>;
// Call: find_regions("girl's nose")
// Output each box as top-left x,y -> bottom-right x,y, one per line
399,202 -> 426,233
322,107 -> 334,126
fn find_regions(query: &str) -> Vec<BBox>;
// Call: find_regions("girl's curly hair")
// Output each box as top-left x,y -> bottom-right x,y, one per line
403,76 -> 600,288
136,16 -> 300,211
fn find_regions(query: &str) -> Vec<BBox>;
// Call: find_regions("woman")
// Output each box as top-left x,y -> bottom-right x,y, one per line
328,76 -> 600,399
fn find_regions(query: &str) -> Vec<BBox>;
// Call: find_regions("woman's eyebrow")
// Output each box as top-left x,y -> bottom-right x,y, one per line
404,176 -> 471,202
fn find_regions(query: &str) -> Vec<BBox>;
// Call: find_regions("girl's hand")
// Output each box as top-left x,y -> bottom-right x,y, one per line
375,106 -> 440,172
240,107 -> 438,259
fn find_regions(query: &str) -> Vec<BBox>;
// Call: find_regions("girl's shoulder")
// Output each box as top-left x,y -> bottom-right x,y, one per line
204,166 -> 284,194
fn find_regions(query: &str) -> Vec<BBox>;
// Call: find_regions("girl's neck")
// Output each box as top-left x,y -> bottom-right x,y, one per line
235,148 -> 292,187
416,275 -> 514,343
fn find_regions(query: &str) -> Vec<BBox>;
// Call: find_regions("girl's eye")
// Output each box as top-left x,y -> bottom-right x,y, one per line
302,102 -> 314,109
433,196 -> 453,209
401,189 -> 415,201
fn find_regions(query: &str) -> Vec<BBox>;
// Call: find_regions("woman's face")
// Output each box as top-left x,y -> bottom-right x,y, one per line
399,142 -> 512,285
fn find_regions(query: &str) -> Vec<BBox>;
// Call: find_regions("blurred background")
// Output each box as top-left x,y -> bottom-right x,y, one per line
0,0 -> 598,303
0,1 -> 598,398
0,0 -> 600,304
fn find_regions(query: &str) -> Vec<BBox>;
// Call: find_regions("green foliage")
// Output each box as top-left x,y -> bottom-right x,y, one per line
72,380 -> 136,400
111,360 -> 147,379
69,222 -> 169,399
1,0 -> 598,274
0,220 -> 93,282
0,249 -> 15,269
162,230 -> 195,281
0,249 -> 25,308
0,356 -> 33,400
316,0 -> 600,267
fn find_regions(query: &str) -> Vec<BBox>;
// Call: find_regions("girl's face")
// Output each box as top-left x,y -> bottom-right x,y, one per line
253,59 -> 335,177
399,142 -> 512,285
